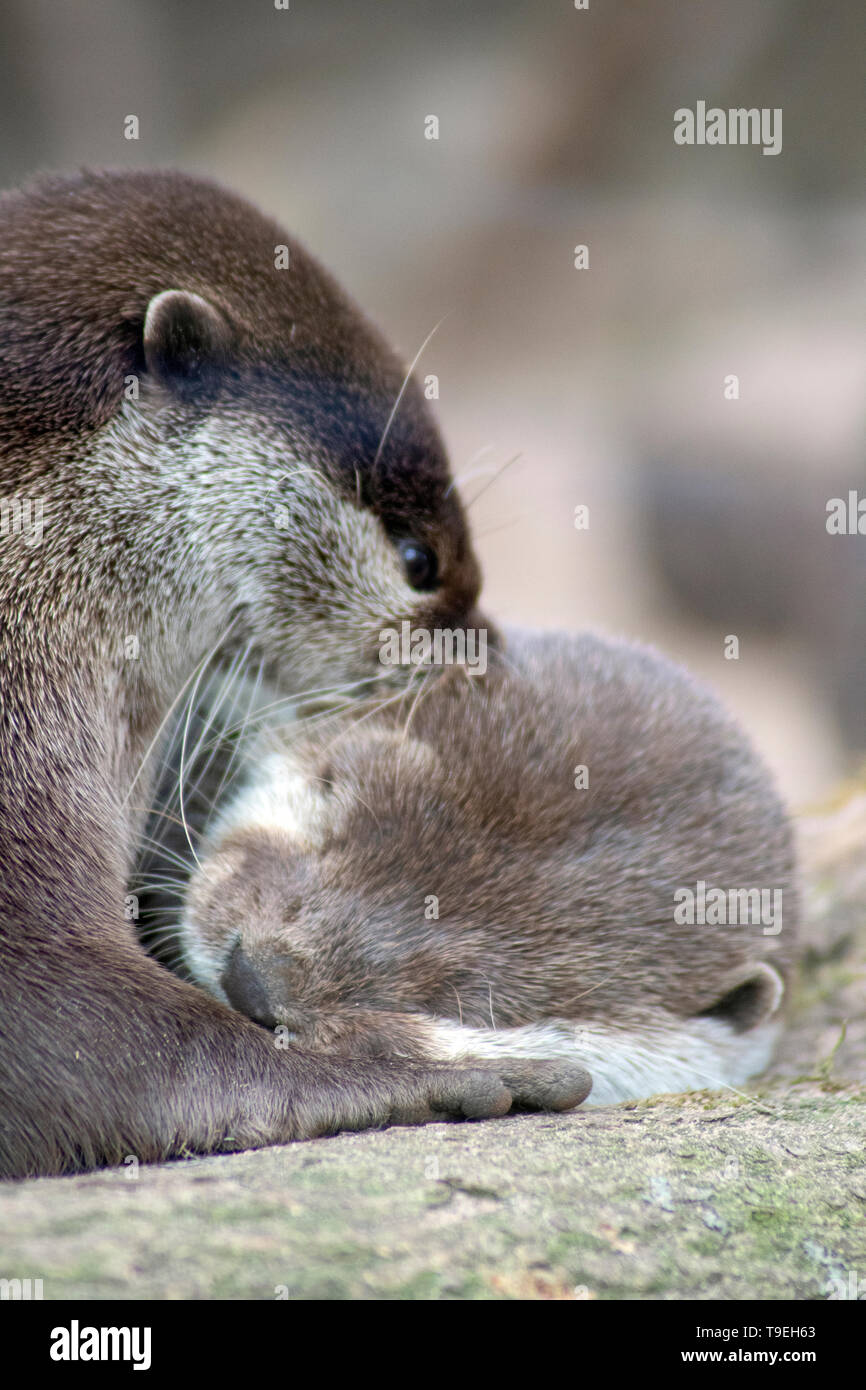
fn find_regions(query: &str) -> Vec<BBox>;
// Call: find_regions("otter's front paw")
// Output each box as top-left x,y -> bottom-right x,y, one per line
283,1055 -> 591,1140
386,1058 -> 592,1121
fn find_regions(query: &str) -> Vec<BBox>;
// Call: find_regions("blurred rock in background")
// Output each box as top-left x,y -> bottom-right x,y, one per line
2,0 -> 863,804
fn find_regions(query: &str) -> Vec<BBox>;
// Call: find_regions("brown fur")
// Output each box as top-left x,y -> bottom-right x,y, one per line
0,169 -> 589,1179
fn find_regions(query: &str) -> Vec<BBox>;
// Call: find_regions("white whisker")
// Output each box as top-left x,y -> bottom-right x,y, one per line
123,614 -> 240,809
372,315 -> 449,471
464,452 -> 522,512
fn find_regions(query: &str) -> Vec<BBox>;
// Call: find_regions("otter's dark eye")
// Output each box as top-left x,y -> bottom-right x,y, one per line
397,539 -> 439,591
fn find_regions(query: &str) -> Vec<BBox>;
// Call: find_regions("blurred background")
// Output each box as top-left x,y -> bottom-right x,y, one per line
2,0 -> 863,806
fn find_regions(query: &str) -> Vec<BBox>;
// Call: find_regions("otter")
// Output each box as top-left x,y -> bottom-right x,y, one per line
0,169 -> 590,1179
178,629 -> 797,1103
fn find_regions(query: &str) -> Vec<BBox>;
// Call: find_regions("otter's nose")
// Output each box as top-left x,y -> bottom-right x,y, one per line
467,608 -> 501,651
220,944 -> 277,1030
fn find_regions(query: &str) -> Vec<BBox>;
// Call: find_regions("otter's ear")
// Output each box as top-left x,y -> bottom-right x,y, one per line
700,961 -> 785,1034
142,290 -> 232,394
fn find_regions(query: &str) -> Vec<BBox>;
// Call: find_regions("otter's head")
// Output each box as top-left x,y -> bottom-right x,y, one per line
0,168 -> 485,695
179,631 -> 797,1101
